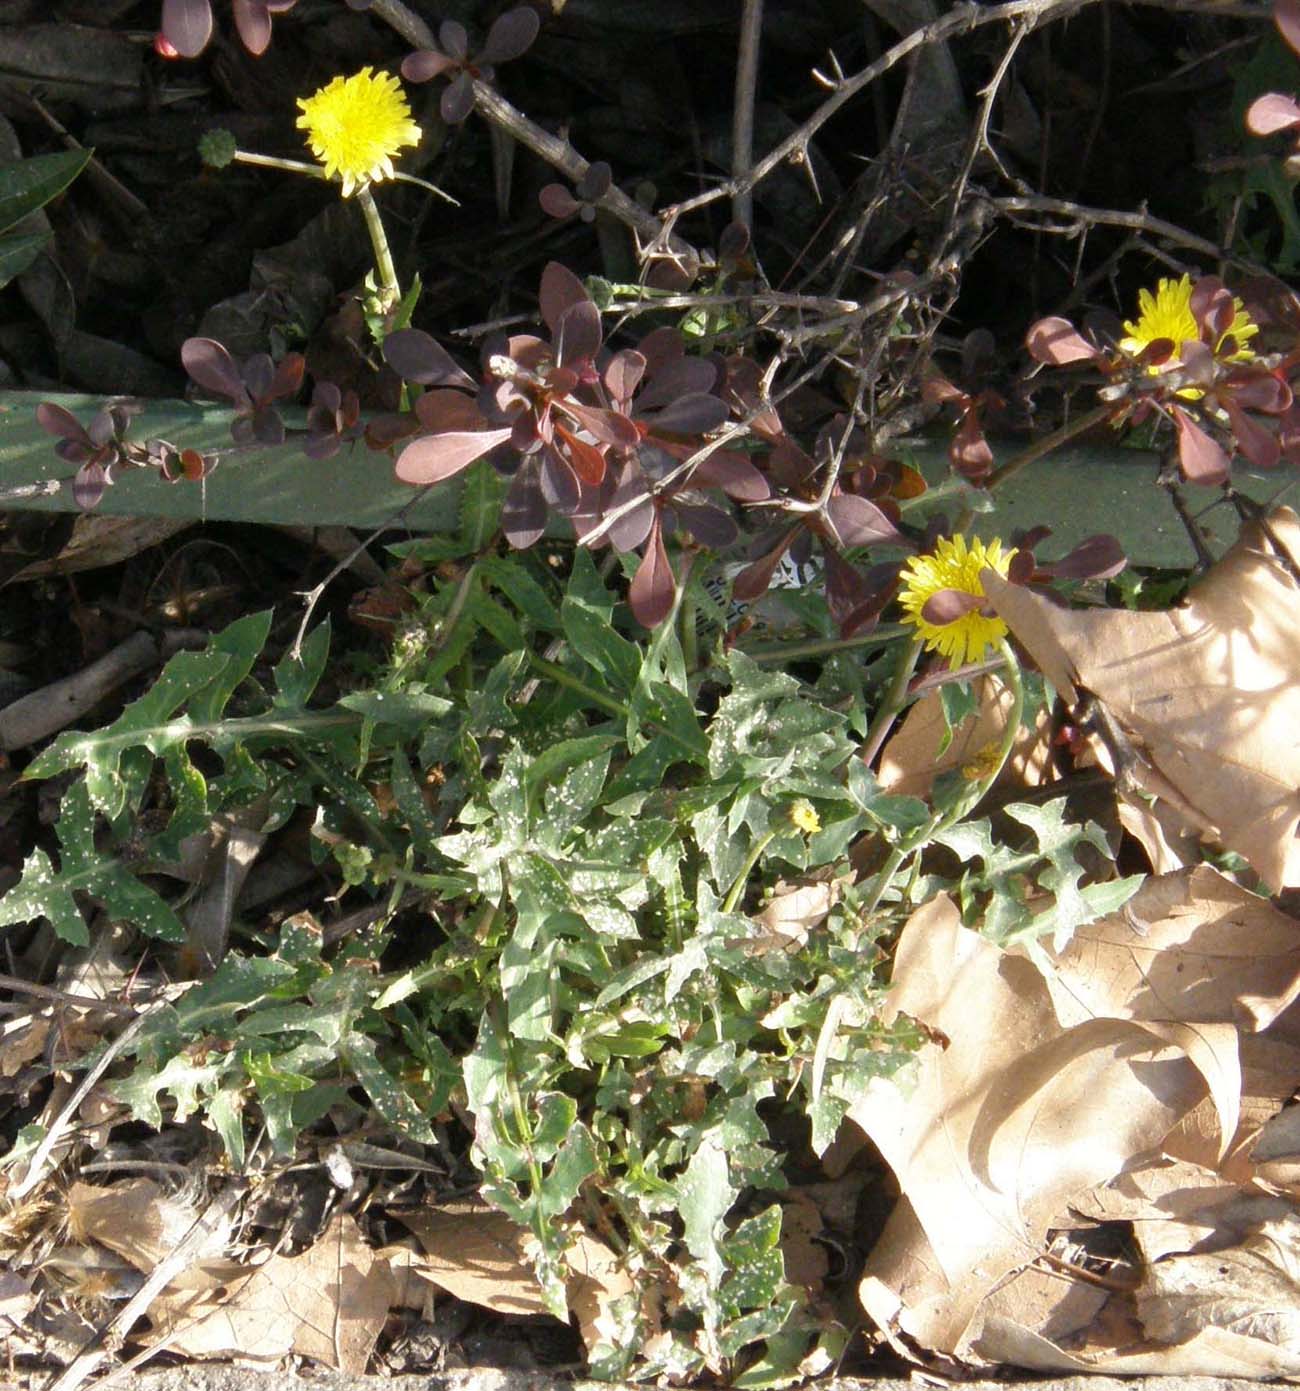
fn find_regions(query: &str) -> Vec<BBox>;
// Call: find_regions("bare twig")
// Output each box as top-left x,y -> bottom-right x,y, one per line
0,632 -> 159,751
937,21 -> 1029,251
732,0 -> 764,232
470,80 -> 665,249
0,974 -> 136,1016
10,1004 -> 163,1202
992,194 -> 1226,260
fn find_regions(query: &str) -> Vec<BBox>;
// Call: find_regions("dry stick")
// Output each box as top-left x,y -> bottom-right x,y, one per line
0,631 -> 158,751
993,193 -> 1227,260
42,1181 -> 247,1391
660,0 -> 1100,230
732,0 -> 764,232
0,974 -> 136,1017
9,1003 -> 161,1202
936,20 -> 1030,253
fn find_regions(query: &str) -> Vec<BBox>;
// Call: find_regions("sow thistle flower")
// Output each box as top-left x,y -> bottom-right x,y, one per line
898,534 -> 1015,670
1119,273 -> 1258,367
296,67 -> 422,197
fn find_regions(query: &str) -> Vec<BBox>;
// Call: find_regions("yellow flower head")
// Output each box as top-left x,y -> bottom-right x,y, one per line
296,67 -> 422,197
898,534 -> 1014,670
1118,273 -> 1257,366
788,799 -> 821,835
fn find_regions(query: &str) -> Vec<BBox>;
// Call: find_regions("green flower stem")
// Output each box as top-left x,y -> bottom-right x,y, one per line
932,636 -> 1024,833
722,828 -> 777,914
857,633 -> 924,768
860,639 -> 1023,916
356,184 -> 401,312
232,149 -> 329,180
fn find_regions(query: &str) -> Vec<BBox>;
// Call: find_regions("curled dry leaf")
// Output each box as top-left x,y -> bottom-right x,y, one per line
851,895 -> 1206,1357
983,506 -> 1300,887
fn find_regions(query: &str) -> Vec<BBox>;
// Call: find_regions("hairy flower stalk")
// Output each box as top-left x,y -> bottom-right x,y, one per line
897,534 -> 1015,670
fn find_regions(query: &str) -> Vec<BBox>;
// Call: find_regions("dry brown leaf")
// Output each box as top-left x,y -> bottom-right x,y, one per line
984,506 -> 1300,886
396,1198 -> 550,1316
879,673 -> 1055,799
0,1015 -> 50,1078
67,1178 -> 222,1274
1137,1213 -> 1300,1354
851,895 -> 1206,1355
148,1211 -> 394,1373
1037,867 -> 1300,1034
754,878 -> 838,948
975,1312 -> 1300,1377
566,1231 -> 639,1356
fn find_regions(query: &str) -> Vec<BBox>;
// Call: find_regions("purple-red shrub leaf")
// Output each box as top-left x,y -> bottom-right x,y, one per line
242,353 -> 275,400
606,466 -> 655,552
732,533 -> 795,603
73,461 -> 106,510
603,349 -> 646,406
1025,317 -> 1099,365
233,0 -> 272,53
395,427 -> 512,485
416,388 -> 489,432
555,300 -> 602,368
635,357 -> 717,412
250,405 -> 285,446
576,161 -> 612,201
675,500 -> 737,549
481,6 -> 539,63
922,588 -> 985,625
1172,407 -> 1230,485
824,547 -> 891,639
441,72 -> 475,124
1043,534 -> 1126,580
822,492 -> 902,547
1008,549 -> 1037,585
162,0 -> 213,57
565,400 -> 639,448
630,518 -> 675,627
503,468 -> 546,548
540,184 -> 581,218
539,262 -> 591,334
639,327 -> 685,377
1224,369 -> 1292,413
269,352 -> 305,400
439,19 -> 468,59
1247,92 -> 1300,135
693,451 -> 768,501
558,428 -> 607,486
645,392 -> 729,436
951,411 -> 994,481
541,449 -> 582,513
1277,0 -> 1300,56
384,328 -> 475,387
36,401 -> 90,444
1225,400 -> 1281,470
182,338 -> 245,400
402,49 -> 458,82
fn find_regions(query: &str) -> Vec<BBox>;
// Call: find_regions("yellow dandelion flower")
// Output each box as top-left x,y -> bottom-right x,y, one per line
296,67 -> 422,197
788,799 -> 821,835
898,534 -> 1014,670
1118,273 -> 1257,365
